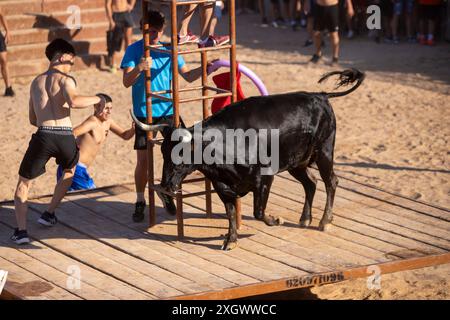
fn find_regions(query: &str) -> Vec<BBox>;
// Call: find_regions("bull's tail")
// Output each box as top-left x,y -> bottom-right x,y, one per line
318,68 -> 365,98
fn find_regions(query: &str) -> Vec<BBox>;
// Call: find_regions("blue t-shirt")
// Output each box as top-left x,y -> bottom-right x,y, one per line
120,40 -> 186,118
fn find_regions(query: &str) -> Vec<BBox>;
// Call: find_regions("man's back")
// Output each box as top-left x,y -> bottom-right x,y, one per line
30,71 -> 73,127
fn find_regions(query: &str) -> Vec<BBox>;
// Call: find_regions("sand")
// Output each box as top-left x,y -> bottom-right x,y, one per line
0,14 -> 448,299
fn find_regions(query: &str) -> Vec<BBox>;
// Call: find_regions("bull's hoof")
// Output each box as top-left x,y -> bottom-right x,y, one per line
221,239 -> 238,251
299,218 -> 312,228
319,221 -> 332,231
263,215 -> 283,226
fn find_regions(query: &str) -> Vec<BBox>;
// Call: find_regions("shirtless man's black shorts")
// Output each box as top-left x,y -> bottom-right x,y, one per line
19,126 -> 79,179
109,11 -> 134,53
0,31 -> 6,53
313,4 -> 339,32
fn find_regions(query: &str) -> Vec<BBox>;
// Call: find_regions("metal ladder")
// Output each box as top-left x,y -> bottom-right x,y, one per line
141,0 -> 241,238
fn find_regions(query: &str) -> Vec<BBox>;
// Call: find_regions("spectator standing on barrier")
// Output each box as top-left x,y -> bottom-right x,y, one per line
177,1 -> 229,48
418,0 -> 443,45
105,0 -> 136,73
309,0 -> 354,65
0,6 -> 14,97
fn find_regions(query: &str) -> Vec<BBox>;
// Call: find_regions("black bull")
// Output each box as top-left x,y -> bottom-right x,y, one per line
132,69 -> 365,250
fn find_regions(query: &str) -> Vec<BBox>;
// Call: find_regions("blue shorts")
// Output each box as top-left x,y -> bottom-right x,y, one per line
394,0 -> 414,15
57,162 -> 96,191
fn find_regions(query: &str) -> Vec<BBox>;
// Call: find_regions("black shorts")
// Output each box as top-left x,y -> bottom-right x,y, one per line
419,4 -> 441,21
270,0 -> 290,3
113,11 -> 134,29
380,0 -> 394,18
108,11 -> 134,54
0,32 -> 6,53
134,115 -> 186,150
19,127 -> 79,180
314,4 -> 339,32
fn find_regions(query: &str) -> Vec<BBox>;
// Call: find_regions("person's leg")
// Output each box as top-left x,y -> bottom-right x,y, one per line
46,167 -> 75,214
392,1 -> 401,41
124,26 -> 133,48
14,176 -> 32,231
135,149 -> 148,198
179,4 -> 198,36
330,31 -> 339,60
200,2 -> 214,39
0,51 -> 11,89
313,31 -> 322,56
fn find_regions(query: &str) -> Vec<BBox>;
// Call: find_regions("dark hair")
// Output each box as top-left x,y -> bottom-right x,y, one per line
96,93 -> 112,103
147,10 -> 165,29
45,38 -> 76,61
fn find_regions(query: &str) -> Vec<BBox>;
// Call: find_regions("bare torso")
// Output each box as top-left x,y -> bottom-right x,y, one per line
316,0 -> 339,6
77,116 -> 111,166
30,70 -> 73,127
112,0 -> 130,12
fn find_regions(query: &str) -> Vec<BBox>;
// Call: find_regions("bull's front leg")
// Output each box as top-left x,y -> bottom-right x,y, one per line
212,181 -> 239,250
253,175 -> 283,226
221,201 -> 238,251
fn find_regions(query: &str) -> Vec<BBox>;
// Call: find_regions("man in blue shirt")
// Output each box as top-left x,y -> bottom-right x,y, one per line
121,10 -> 213,222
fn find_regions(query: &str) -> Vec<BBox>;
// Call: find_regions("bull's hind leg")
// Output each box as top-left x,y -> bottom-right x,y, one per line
253,175 -> 282,226
288,167 -> 317,228
316,138 -> 339,231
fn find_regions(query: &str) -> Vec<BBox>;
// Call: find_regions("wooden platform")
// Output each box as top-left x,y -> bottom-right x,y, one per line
1,171 -> 449,300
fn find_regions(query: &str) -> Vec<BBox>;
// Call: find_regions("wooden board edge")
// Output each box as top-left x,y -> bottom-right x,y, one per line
171,252 -> 450,300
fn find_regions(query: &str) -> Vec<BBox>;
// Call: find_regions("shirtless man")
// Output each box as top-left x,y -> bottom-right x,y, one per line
306,0 -> 354,65
105,0 -> 136,72
56,93 -> 134,191
11,38 -> 106,244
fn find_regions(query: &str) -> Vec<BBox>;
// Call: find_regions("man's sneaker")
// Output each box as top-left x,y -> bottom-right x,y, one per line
198,35 -> 229,48
261,17 -> 269,27
303,39 -> 313,47
330,57 -> 339,66
271,17 -> 285,28
346,30 -> 354,39
4,86 -> 15,97
133,201 -> 146,222
156,191 -> 177,216
178,31 -> 199,45
11,228 -> 30,245
38,211 -> 58,226
310,54 -> 322,64
211,35 -> 229,46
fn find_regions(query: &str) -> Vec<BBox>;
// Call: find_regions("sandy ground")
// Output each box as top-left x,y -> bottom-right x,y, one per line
0,14 -> 449,299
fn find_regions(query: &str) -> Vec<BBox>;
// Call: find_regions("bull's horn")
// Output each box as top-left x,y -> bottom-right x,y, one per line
130,109 -> 169,132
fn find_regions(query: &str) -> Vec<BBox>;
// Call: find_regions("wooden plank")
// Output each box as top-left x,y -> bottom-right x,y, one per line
175,253 -> 450,300
269,178 -> 450,252
0,207 -> 189,298
183,190 -> 379,269
0,207 -> 154,300
265,179 -> 448,255
183,183 -> 406,259
78,190 -> 311,282
279,172 -> 449,221
0,222 -> 122,300
0,256 -> 80,300
28,197 -> 245,290
277,174 -> 450,236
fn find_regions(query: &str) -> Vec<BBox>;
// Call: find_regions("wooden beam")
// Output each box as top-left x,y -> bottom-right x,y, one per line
173,253 -> 450,300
